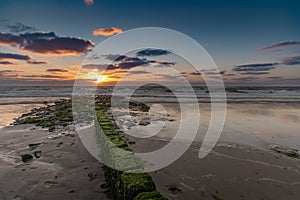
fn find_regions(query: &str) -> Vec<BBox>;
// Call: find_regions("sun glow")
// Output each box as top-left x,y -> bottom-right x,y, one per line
85,71 -> 107,84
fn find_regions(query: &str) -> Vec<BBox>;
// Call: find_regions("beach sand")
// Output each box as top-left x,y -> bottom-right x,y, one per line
124,103 -> 300,199
1,102 -> 300,200
0,124 -> 109,200
130,138 -> 300,199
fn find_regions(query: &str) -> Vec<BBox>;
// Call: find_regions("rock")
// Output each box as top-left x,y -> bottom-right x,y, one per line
168,186 -> 182,194
68,189 -> 75,193
269,145 -> 299,158
21,154 -> 33,163
34,150 -> 42,158
88,172 -> 98,181
28,143 -> 41,150
139,120 -> 150,126
12,195 -> 27,200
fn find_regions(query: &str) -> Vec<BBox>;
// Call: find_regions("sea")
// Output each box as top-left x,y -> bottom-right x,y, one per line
1,86 -> 300,129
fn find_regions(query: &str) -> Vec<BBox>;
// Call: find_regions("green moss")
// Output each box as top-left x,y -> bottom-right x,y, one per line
211,193 -> 223,200
22,117 -> 42,124
120,172 -> 156,199
48,125 -> 55,132
134,191 -> 167,200
273,148 -> 299,158
93,96 -> 167,200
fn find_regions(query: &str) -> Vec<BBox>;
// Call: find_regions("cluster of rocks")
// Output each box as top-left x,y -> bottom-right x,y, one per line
269,144 -> 299,158
14,99 -> 74,132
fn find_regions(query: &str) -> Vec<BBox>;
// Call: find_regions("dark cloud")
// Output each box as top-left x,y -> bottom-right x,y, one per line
104,54 -> 175,66
7,22 -> 37,33
0,70 -> 23,79
0,52 -> 48,65
27,60 -> 48,65
149,61 -> 176,66
234,76 -> 260,81
0,61 -> 14,65
0,32 -> 22,46
84,55 -> 175,72
190,70 -> 226,76
0,32 -> 94,55
190,71 -> 202,76
259,41 -> 300,50
240,71 -> 270,75
281,55 -> 300,65
0,52 -> 31,60
267,76 -> 282,79
46,69 -> 69,73
136,49 -> 171,57
223,73 -> 236,76
232,63 -> 278,72
22,74 -> 67,79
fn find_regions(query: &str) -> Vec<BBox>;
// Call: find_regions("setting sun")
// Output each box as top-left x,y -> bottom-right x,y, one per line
85,71 -> 107,84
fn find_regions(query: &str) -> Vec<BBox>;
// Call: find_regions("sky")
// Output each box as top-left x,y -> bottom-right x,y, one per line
0,0 -> 300,86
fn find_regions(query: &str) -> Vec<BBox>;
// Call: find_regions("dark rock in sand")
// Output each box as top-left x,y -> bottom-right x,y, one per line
139,120 -> 150,126
28,143 -> 41,150
168,186 -> 182,194
33,150 -> 42,158
21,154 -> 33,163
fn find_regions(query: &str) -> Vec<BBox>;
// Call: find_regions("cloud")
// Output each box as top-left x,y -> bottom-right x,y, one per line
0,32 -> 22,46
84,0 -> 94,5
281,55 -> 300,65
0,52 -> 31,60
0,61 -> 14,65
267,76 -> 282,79
46,69 -> 69,73
204,70 -> 226,75
136,49 -> 171,57
233,76 -> 260,81
7,22 -> 37,33
125,70 -> 151,76
190,70 -> 226,76
223,73 -> 236,76
104,54 -> 175,68
259,41 -> 300,51
240,71 -> 270,75
82,54 -> 176,75
0,32 -> 94,55
93,27 -> 123,36
27,60 -> 48,65
0,70 -> 23,79
0,52 -> 48,65
190,71 -> 202,76
22,74 -> 67,79
232,63 -> 278,72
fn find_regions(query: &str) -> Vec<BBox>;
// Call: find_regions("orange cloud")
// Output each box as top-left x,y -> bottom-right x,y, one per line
93,27 -> 123,37
84,0 -> 94,5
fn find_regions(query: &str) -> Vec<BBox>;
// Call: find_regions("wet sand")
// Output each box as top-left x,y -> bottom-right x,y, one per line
130,138 -> 300,200
1,102 -> 299,200
0,124 -> 108,200
125,103 -> 300,199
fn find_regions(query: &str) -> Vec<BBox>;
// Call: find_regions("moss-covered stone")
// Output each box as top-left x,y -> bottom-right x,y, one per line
134,191 -> 167,200
120,172 -> 156,199
93,96 -> 167,200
